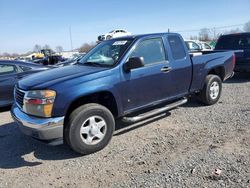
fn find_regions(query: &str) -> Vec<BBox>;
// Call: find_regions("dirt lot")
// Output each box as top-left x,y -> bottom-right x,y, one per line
0,73 -> 249,188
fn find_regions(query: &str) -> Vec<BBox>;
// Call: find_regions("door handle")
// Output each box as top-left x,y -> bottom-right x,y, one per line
161,66 -> 172,73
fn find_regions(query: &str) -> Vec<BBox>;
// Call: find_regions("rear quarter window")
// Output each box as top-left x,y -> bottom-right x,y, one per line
168,36 -> 186,60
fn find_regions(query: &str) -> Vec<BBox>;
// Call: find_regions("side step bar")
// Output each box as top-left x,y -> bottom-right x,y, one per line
122,98 -> 188,123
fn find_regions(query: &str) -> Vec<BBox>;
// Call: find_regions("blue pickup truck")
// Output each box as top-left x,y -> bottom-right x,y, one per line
11,33 -> 235,154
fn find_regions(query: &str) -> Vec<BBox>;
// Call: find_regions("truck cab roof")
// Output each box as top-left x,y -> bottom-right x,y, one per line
109,32 -> 179,41
219,32 -> 250,37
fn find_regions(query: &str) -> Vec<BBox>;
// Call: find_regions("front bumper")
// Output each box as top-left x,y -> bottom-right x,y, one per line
11,105 -> 64,141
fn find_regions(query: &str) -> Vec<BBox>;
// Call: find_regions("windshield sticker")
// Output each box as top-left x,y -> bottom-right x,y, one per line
113,41 -> 127,45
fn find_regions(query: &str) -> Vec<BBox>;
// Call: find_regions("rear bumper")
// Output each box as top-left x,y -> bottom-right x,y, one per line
11,105 -> 64,141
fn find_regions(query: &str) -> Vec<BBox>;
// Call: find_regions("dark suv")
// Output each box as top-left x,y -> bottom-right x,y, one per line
215,32 -> 250,72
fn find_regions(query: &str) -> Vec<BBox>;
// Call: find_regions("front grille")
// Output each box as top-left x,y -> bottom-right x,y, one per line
15,88 -> 25,108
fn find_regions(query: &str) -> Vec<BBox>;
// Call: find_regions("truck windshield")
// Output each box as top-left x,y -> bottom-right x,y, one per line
78,39 -> 133,67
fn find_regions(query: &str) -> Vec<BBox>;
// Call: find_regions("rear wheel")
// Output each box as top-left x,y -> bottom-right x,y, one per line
64,103 -> 115,155
199,74 -> 222,105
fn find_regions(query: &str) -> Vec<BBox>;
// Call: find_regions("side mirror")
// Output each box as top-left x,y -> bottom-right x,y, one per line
124,57 -> 144,72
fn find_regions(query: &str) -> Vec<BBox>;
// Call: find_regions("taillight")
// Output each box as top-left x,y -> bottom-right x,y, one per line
232,54 -> 236,68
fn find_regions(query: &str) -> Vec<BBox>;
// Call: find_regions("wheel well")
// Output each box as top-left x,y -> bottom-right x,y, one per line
65,91 -> 118,123
208,66 -> 225,81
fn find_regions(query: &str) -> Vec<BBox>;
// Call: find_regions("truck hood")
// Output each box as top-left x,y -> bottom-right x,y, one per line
18,65 -> 108,90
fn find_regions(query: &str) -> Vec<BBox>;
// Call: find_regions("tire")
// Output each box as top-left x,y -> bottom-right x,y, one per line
64,103 -> 115,155
106,35 -> 112,40
199,74 -> 222,105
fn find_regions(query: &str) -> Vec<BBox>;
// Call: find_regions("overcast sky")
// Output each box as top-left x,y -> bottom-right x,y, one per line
0,0 -> 249,54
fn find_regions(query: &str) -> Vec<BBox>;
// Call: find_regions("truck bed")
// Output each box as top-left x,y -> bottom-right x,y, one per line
189,51 -> 235,93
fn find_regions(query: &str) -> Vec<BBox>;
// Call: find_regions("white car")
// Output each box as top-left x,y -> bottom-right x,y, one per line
98,29 -> 132,41
197,41 -> 213,51
185,40 -> 213,51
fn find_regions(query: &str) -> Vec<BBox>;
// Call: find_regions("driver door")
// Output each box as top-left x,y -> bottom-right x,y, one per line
120,37 -> 174,113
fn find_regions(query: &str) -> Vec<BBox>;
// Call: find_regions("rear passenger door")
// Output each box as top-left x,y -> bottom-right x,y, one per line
0,64 -> 18,106
167,35 -> 192,96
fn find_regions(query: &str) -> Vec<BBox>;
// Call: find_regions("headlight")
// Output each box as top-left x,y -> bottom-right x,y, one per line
23,90 -> 56,117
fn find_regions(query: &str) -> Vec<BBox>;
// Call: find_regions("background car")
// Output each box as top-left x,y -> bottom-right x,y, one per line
185,40 -> 201,52
98,29 -> 132,41
215,32 -> 250,72
0,60 -> 50,107
198,41 -> 213,50
185,40 -> 213,51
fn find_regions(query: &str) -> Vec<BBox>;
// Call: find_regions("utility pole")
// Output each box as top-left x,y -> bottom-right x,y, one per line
69,26 -> 73,51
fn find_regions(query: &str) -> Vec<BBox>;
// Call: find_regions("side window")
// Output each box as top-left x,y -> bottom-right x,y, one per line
204,43 -> 211,49
130,38 -> 166,65
247,37 -> 250,45
186,41 -> 200,51
191,42 -> 200,50
168,36 -> 186,60
20,66 -> 32,71
239,36 -> 250,48
0,64 -> 17,75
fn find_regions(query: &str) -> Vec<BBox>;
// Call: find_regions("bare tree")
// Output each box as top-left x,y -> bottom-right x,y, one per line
199,28 -> 211,41
2,52 -> 10,57
224,28 -> 242,35
79,42 -> 96,53
11,53 -> 19,58
243,21 -> 250,32
210,28 -> 222,40
55,46 -> 63,53
190,35 -> 198,40
33,44 -> 41,52
0,52 -> 14,59
43,44 -> 51,49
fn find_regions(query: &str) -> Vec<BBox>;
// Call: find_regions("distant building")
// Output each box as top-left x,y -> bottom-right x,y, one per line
0,57 -> 14,60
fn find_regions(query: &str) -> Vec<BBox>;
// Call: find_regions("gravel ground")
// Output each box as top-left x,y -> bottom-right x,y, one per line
0,73 -> 249,188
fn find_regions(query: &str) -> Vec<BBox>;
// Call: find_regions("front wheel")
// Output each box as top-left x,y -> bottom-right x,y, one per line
199,74 -> 222,105
64,103 -> 115,155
